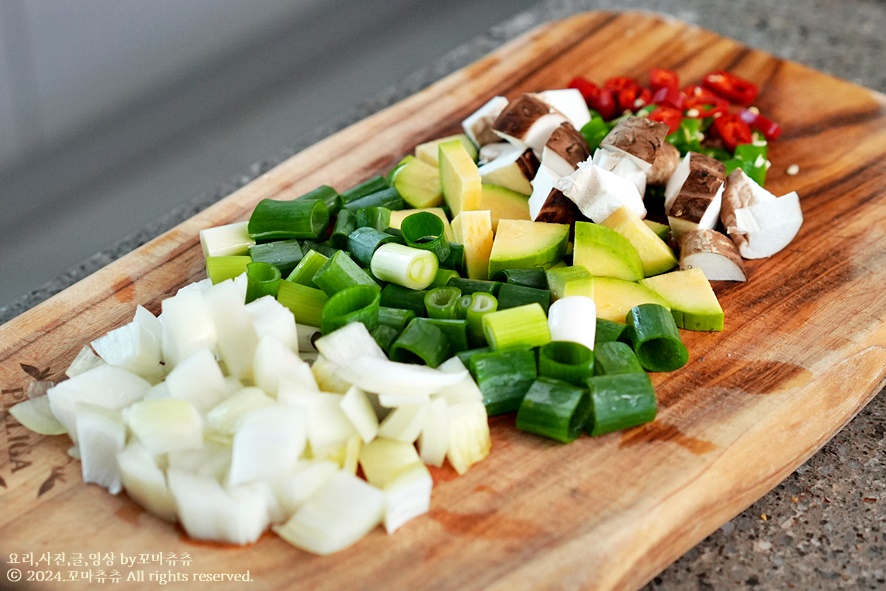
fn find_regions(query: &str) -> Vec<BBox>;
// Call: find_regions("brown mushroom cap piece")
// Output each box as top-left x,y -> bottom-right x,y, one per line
678,228 -> 747,281
646,142 -> 681,186
665,152 -> 726,238
462,96 -> 509,148
541,122 -> 591,178
600,116 -> 670,170
478,147 -> 540,196
493,93 -> 567,153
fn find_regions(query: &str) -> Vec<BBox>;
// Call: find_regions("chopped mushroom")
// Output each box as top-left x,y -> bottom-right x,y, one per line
462,96 -> 509,147
537,88 -> 592,130
665,152 -> 726,239
646,141 -> 681,186
541,122 -> 591,178
720,168 -> 804,259
678,228 -> 747,281
591,147 -> 647,196
556,160 -> 646,223
478,147 -> 540,195
478,142 -> 516,165
493,94 -> 567,154
599,116 -> 670,171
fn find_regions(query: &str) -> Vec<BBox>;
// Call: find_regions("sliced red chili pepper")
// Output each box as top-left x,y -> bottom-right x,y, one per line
702,70 -> 759,106
651,86 -> 685,110
647,105 -> 683,134
738,109 -> 782,140
682,84 -> 729,118
568,76 -> 600,104
604,77 -> 650,113
603,76 -> 642,93
648,68 -> 679,92
710,113 -> 754,151
590,89 -> 618,120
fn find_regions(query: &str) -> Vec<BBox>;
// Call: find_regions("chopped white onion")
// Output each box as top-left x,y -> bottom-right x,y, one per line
75,403 -> 125,494
339,386 -> 379,443
116,442 -> 177,522
125,398 -> 203,456
9,395 -> 66,435
382,463 -> 433,534
228,404 -> 307,487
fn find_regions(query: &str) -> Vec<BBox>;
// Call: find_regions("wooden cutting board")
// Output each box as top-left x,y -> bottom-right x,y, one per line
1,11 -> 884,591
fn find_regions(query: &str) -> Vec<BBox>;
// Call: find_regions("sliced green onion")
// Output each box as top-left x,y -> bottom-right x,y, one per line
420,318 -> 469,353
343,187 -> 404,212
347,227 -> 398,268
469,348 -> 537,416
462,292 -> 498,348
330,210 -> 358,250
595,318 -> 629,346
482,303 -> 551,351
491,267 -> 549,290
537,341 -> 594,387
340,175 -> 389,205
424,286 -> 462,319
314,250 -> 379,296
379,284 -> 428,317
370,243 -> 438,290
389,318 -> 453,368
276,281 -> 328,328
245,262 -> 282,303
248,239 -> 304,278
455,346 -> 492,367
447,277 -> 500,296
593,341 -> 644,376
431,268 -> 460,288
200,221 -> 254,257
295,185 -> 342,215
440,243 -> 466,274
370,324 -> 401,352
586,373 -> 657,436
300,240 -> 337,258
516,377 -> 590,443
496,283 -> 551,313
355,207 -> 392,232
248,198 -> 330,241
377,306 -> 416,332
400,211 -> 451,262
286,249 -> 328,287
625,303 -> 689,372
205,255 -> 251,284
320,284 -> 382,334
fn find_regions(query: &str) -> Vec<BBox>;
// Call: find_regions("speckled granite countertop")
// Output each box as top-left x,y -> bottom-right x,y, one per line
2,1 -> 884,589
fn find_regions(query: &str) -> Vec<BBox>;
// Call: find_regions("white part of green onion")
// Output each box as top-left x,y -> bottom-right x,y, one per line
199,220 -> 255,258
228,404 -> 307,487
418,396 -> 450,467
313,321 -> 386,368
378,402 -> 429,444
75,402 -> 125,494
124,398 -> 203,456
253,336 -> 318,398
90,318 -> 164,383
245,295 -> 300,353
273,459 -> 340,518
547,295 -> 597,351
9,395 -> 66,435
335,355 -> 468,398
164,348 -> 228,413
273,470 -> 385,556
206,386 -> 275,436
204,279 -> 260,381
383,462 -> 433,534
65,345 -> 105,378
339,386 -> 379,443
482,302 -> 552,351
370,243 -> 439,290
167,468 -> 270,546
446,400 -> 491,475
47,364 -> 150,444
358,438 -> 422,489
160,288 -> 218,367
166,440 -> 232,482
116,442 -> 177,522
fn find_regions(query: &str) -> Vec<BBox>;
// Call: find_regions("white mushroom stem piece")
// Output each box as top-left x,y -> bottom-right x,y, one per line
591,147 -> 648,197
478,146 -> 540,195
477,142 -> 516,165
541,122 -> 591,178
678,228 -> 748,281
492,94 -> 567,154
664,152 -> 726,239
556,159 -> 646,223
462,96 -> 509,148
720,168 -> 804,259
537,88 -> 592,130
528,164 -> 586,226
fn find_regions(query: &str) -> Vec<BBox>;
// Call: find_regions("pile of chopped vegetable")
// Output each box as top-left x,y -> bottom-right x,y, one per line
11,67 -> 804,555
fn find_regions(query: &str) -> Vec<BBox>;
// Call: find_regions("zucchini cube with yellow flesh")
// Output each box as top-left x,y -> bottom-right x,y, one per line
439,139 -> 482,217
638,267 -> 724,331
573,221 -> 644,281
488,219 -> 569,280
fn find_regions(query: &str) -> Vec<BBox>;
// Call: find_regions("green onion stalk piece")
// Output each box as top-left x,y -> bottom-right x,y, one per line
516,377 -> 591,443
389,318 -> 453,368
377,306 -> 416,332
400,211 -> 451,262
430,268 -> 460,288
320,284 -> 382,335
593,341 -> 645,376
330,209 -> 358,250
245,261 -> 282,303
300,240 -> 337,258
248,239 -> 304,278
313,250 -> 378,296
379,284 -> 428,317
447,277 -> 500,296
538,341 -> 595,387
595,318 -> 629,346
625,303 -> 689,372
294,185 -> 342,216
247,198 -> 330,241
370,324 -> 401,352
496,283 -> 551,313
355,207 -> 393,233
286,249 -> 328,287
440,242 -> 466,274
205,255 -> 251,284
276,281 -> 328,328
340,175 -> 389,205
461,292 -> 498,348
455,346 -> 492,367
585,372 -> 657,436
348,227 -> 398,267
469,348 -> 537,416
491,267 -> 549,290
370,243 -> 439,291
420,318 -> 469,353
342,187 -> 404,212
482,303 -> 551,352
424,286 -> 462,319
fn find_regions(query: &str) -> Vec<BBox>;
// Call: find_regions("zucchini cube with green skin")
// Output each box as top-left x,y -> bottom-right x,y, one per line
417,133 -> 478,166
479,184 -> 531,231
390,155 -> 443,209
573,221 -> 644,281
487,219 -> 569,280
439,139 -> 482,217
600,206 -> 677,277
592,277 -> 669,323
638,267 -> 724,331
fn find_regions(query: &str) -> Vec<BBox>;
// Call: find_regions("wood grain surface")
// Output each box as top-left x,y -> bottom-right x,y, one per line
1,11 -> 885,591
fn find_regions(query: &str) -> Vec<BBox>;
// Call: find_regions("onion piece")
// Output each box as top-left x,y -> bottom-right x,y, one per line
383,462 -> 433,534
313,322 -> 386,368
358,438 -> 422,489
164,348 -> 227,413
228,404 -> 307,487
124,398 -> 203,456
446,401 -> 491,475
116,442 -> 177,522
335,356 -> 468,398
339,386 -> 379,443
253,335 -> 317,398
272,460 -> 340,518
9,395 -> 66,435
418,396 -> 450,467
75,403 -> 126,494
377,403 -> 429,444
